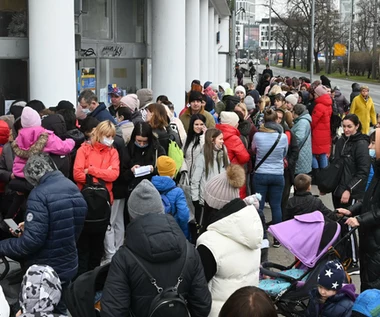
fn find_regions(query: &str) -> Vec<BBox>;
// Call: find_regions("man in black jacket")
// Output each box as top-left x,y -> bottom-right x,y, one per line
100,180 -> 211,317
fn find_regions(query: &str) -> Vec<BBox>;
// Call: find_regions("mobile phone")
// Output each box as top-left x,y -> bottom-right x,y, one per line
3,219 -> 21,234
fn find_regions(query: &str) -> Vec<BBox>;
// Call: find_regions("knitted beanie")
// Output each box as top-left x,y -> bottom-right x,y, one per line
352,289 -> 380,317
157,155 -> 176,177
19,265 -> 62,314
121,94 -> 140,112
21,106 -> 41,128
136,88 -> 153,109
314,85 -> 329,97
128,179 -> 165,220
235,85 -> 246,97
188,91 -> 203,103
317,260 -> 345,290
204,164 -> 246,210
285,94 -> 298,106
220,111 -> 239,128
244,95 -> 255,111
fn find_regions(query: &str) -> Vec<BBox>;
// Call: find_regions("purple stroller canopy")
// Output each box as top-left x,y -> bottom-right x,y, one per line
268,211 -> 341,268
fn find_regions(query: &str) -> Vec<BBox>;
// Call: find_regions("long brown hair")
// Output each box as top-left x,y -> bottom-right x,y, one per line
147,103 -> 168,129
204,128 -> 229,178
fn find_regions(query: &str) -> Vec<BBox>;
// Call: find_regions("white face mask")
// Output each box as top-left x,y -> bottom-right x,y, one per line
82,108 -> 91,115
369,148 -> 376,157
101,137 -> 114,147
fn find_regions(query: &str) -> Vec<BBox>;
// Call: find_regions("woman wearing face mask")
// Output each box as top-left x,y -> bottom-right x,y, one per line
123,122 -> 165,196
331,114 -> 371,209
191,128 -> 229,224
73,120 -> 120,273
337,129 -> 380,291
183,114 -> 207,179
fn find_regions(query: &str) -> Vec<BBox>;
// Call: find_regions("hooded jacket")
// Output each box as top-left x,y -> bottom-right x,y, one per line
12,126 -> 75,178
89,103 -> 116,124
100,213 -> 211,317
291,111 -> 312,175
312,94 -> 332,154
183,134 -> 205,179
216,123 -> 250,165
349,94 -> 376,135
19,265 -> 67,317
151,175 -> 190,238
196,200 -> 263,317
333,132 -> 370,200
348,162 -> 380,291
73,142 -> 120,204
306,284 -> 356,317
0,171 -> 87,282
334,90 -> 350,114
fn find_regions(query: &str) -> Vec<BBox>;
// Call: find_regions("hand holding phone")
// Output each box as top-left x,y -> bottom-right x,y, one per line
4,218 -> 21,235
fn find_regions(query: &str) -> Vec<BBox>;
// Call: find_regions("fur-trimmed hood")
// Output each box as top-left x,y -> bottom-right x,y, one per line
12,131 -> 48,159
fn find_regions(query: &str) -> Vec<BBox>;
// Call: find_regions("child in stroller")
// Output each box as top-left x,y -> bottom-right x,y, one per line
259,211 -> 356,317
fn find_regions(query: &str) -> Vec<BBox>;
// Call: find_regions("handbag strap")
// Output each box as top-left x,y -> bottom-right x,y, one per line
298,119 -> 311,151
254,133 -> 281,171
125,243 -> 189,293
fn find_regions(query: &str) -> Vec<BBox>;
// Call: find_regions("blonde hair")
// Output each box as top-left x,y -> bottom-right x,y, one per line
258,96 -> 270,110
268,85 -> 282,96
235,102 -> 248,118
91,120 -> 116,144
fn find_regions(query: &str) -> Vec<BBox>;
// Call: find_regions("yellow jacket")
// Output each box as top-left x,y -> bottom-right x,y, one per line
350,94 -> 376,134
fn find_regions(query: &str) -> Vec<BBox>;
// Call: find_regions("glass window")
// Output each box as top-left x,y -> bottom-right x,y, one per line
116,0 -> 145,43
0,59 -> 28,114
0,0 -> 28,37
81,0 -> 112,40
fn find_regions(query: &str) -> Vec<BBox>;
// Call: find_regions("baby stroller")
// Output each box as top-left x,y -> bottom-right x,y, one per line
65,263 -> 110,317
0,256 -> 24,315
259,211 -> 355,317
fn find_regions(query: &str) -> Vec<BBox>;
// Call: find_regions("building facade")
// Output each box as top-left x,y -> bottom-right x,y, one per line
0,0 -> 232,114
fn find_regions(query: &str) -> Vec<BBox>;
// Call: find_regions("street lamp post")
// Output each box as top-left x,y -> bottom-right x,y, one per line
310,0 -> 315,81
268,0 -> 272,66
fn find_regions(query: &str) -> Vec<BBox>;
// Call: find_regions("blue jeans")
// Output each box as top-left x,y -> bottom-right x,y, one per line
253,173 -> 284,225
312,154 -> 328,169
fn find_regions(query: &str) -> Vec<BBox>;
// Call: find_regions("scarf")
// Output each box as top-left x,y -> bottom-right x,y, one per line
264,121 -> 283,134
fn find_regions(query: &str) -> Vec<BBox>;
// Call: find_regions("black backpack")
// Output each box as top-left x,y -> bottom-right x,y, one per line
126,245 -> 191,317
81,175 -> 111,233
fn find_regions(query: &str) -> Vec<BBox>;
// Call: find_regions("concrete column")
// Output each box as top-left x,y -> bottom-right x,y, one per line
214,13 -> 219,84
219,17 -> 230,83
29,0 -> 76,107
152,0 -> 186,112
199,0 -> 209,84
208,6 -> 215,82
186,0 -> 200,90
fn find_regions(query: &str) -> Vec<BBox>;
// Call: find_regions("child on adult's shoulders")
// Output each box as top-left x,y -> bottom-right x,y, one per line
284,174 -> 343,221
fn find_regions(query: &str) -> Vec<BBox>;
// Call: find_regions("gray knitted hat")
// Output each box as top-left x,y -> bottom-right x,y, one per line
24,153 -> 56,187
128,179 -> 165,220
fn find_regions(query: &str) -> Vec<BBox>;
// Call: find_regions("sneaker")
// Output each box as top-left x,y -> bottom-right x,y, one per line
273,239 -> 281,248
347,262 -> 360,275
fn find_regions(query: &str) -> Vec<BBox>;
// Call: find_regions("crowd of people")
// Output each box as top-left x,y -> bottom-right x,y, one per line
0,68 -> 379,317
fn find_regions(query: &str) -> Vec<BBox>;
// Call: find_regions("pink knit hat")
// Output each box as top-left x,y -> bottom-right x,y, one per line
120,94 -> 140,112
314,85 -> 329,97
21,106 -> 41,128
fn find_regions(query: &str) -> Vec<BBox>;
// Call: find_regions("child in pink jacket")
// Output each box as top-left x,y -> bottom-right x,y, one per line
12,107 -> 75,179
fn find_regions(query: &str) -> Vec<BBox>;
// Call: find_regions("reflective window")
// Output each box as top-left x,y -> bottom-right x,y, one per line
81,0 -> 112,40
0,0 -> 28,37
116,0 -> 145,43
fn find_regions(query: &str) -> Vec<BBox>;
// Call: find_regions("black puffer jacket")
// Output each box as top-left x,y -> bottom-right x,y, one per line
349,162 -> 380,291
100,213 -> 212,317
333,132 -> 370,200
350,83 -> 361,103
